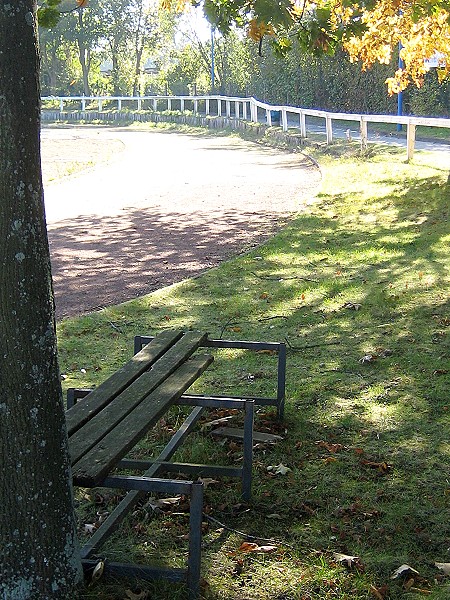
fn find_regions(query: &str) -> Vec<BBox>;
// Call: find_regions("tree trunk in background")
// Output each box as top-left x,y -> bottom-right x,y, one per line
77,8 -> 91,95
0,2 -> 83,597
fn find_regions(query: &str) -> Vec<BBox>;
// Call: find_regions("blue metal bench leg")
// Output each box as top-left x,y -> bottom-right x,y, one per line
187,481 -> 204,600
242,399 -> 254,501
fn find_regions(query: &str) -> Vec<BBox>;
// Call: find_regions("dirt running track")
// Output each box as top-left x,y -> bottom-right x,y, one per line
42,126 -> 321,320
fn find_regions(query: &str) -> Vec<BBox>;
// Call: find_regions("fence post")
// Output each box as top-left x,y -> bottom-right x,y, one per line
217,99 -> 222,117
153,98 -> 157,111
81,96 -> 86,111
98,98 -> 102,111
407,122 -> 416,161
243,101 -> 248,120
360,117 -> 368,150
266,109 -> 272,126
137,98 -> 142,110
281,109 -> 288,132
325,115 -> 333,144
226,100 -> 231,118
59,98 -> 64,112
300,111 -> 306,137
168,97 -> 172,111
205,98 -> 209,115
234,100 -> 239,119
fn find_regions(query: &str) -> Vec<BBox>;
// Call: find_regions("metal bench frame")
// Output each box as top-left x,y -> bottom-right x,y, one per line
134,334 -> 287,419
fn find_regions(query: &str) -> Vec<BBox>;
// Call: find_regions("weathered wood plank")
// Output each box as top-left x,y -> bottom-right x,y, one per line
66,329 -> 183,435
69,331 -> 209,463
72,354 -> 214,487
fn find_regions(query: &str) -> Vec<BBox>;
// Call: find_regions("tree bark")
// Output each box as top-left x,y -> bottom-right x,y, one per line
0,2 -> 83,598
77,8 -> 91,96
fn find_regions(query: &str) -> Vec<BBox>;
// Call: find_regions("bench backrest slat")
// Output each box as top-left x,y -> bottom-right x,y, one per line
69,330 -> 208,464
65,329 -> 182,435
72,354 -> 213,487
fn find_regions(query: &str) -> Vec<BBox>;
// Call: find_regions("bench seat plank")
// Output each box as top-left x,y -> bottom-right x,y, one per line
69,331 -> 208,465
72,354 -> 214,487
66,329 -> 183,436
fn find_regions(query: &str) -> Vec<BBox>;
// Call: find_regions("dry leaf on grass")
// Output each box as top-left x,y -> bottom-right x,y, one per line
342,302 -> 362,311
89,561 -> 104,585
390,564 -> 419,579
370,584 -> 389,599
435,562 -> 450,575
316,440 -> 344,453
333,552 -> 361,568
125,590 -> 149,600
238,541 -> 278,554
267,463 -> 291,475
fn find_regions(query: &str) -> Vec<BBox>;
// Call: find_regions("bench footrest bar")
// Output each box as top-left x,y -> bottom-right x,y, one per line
82,559 -> 187,583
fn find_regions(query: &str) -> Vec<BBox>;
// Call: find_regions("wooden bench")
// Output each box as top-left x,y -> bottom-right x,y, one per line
66,329 -> 256,598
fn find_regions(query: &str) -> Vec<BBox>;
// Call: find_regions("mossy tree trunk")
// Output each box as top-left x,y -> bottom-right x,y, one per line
0,1 -> 83,597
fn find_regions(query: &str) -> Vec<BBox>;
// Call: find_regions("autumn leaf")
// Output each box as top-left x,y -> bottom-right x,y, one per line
333,552 -> 361,568
316,440 -> 344,453
267,463 -> 291,475
391,564 -> 419,579
370,584 -> 388,599
125,590 -> 149,600
435,562 -> 450,575
360,459 -> 391,473
238,541 -> 277,553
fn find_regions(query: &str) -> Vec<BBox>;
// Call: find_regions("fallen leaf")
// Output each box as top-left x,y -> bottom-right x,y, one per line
316,440 -> 344,453
359,354 -> 378,364
145,496 -> 180,511
435,562 -> 450,575
258,545 -> 278,553
125,590 -> 149,600
259,292 -> 269,299
370,584 -> 388,599
198,478 -> 218,488
343,302 -> 362,311
238,542 -> 259,553
333,552 -> 360,568
391,564 -> 419,579
360,459 -> 391,473
267,463 -> 291,475
90,560 -> 104,584
408,588 -> 432,595
238,542 -> 277,554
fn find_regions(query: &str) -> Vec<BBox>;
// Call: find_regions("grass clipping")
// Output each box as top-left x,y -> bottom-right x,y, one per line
59,143 -> 450,600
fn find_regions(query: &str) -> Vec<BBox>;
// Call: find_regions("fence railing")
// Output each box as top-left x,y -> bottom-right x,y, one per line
41,95 -> 450,160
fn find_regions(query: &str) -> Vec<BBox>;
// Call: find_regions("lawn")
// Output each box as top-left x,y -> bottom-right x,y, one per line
57,131 -> 449,600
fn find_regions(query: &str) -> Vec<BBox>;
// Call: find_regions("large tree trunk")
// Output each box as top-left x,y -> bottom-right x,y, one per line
0,2 -> 83,598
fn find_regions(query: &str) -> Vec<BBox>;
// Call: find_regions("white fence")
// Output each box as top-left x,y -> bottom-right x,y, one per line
41,94 -> 450,160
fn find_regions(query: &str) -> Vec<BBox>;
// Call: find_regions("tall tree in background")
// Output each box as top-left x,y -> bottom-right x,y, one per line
0,1 -> 83,597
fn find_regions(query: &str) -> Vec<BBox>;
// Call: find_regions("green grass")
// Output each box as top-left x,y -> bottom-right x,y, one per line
57,134 -> 450,599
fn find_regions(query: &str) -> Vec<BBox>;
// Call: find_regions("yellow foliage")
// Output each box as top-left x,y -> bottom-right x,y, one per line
248,19 -> 275,42
339,0 -> 450,92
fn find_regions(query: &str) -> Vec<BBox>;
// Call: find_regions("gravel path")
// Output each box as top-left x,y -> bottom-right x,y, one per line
42,126 -> 321,320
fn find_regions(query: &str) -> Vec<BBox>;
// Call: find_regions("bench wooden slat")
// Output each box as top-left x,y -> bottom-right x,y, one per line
66,329 -> 183,435
69,331 -> 208,465
72,354 -> 214,487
